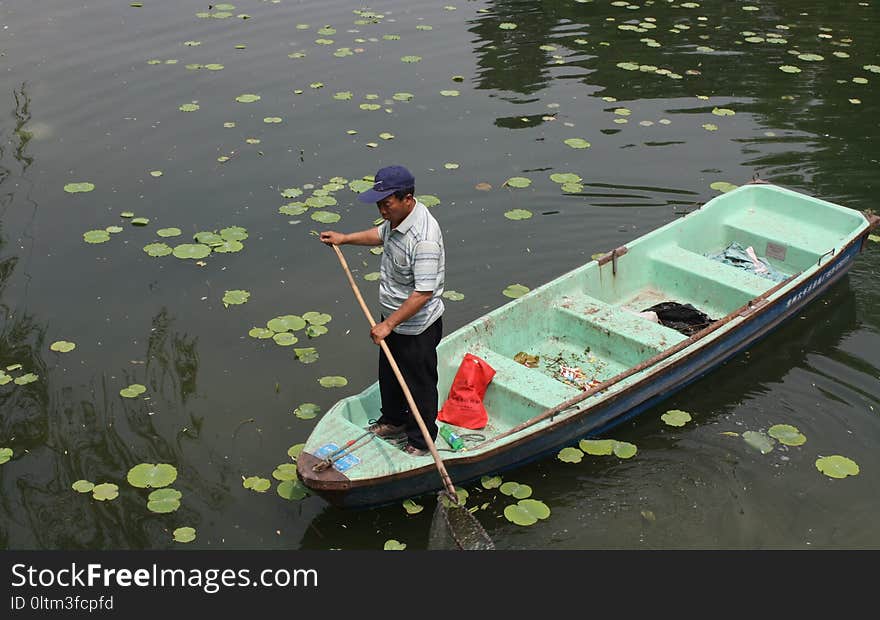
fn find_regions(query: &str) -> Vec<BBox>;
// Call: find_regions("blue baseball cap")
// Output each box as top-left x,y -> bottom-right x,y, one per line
357,165 -> 415,203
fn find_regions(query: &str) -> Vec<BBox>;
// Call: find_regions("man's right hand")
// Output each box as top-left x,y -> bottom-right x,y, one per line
319,231 -> 345,246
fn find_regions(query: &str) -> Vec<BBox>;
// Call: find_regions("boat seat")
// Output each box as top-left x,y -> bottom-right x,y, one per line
722,211 -> 833,266
467,345 -> 580,410
554,293 -> 687,355
649,244 -> 774,302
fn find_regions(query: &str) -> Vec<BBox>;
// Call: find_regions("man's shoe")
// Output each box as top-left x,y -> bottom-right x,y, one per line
367,422 -> 406,438
402,443 -> 429,457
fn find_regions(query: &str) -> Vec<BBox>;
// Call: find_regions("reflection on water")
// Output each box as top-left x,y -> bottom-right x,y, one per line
0,0 -> 879,550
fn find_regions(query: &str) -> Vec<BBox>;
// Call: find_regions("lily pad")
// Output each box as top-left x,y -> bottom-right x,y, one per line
131,217 -> 150,226
248,327 -> 273,339
173,527 -> 196,543
84,230 -> 111,244
442,290 -> 465,301
504,209 -> 533,220
294,347 -> 319,363
287,443 -> 305,460
710,181 -> 738,193
157,227 -> 182,237
271,463 -> 298,481
147,488 -> 182,512
440,89 -> 460,97
222,290 -> 250,307
172,244 -> 212,259
0,448 -> 13,465
481,475 -> 502,489
64,182 -> 95,193
267,315 -> 306,332
50,340 -> 76,353
768,424 -> 806,446
235,93 -> 261,103
92,483 -> 119,501
504,499 -> 550,526
302,311 -> 332,325
579,439 -> 615,455
564,138 -> 591,149
364,272 -> 380,281
504,176 -> 532,188
311,211 -> 341,224
743,430 -> 775,454
294,402 -> 321,419
502,283 -> 530,299
558,446 -> 584,463
400,55 -> 422,63
402,499 -> 424,514
613,441 -> 638,459
711,107 -> 735,116
384,539 -> 407,550
179,103 -> 200,112
277,479 -> 308,500
499,481 -> 532,499
213,240 -> 244,253
14,373 -> 39,385
550,172 -> 582,184
272,332 -> 299,346
417,195 -> 441,207
243,476 -> 271,492
127,463 -> 178,488
220,226 -> 248,241
661,409 -> 691,427
119,383 -> 147,398
815,455 -> 859,479
318,376 -> 348,388
72,479 -> 94,493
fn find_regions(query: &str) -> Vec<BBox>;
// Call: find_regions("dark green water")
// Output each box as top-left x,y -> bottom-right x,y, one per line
1,0 -> 878,550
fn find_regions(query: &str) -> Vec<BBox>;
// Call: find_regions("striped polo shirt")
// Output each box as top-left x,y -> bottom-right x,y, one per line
376,201 -> 445,335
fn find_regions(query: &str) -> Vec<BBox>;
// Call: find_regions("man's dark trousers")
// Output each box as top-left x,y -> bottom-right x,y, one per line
377,316 -> 443,450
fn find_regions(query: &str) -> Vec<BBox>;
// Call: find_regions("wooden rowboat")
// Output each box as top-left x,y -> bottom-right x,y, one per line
297,182 -> 879,508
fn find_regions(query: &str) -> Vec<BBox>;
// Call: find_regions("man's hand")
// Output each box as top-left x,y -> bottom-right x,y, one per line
370,321 -> 393,344
320,231 -> 345,246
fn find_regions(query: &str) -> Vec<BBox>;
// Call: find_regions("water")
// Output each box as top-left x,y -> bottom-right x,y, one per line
1,0 -> 878,550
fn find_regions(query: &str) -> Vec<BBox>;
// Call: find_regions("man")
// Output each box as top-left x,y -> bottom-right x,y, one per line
319,165 -> 445,456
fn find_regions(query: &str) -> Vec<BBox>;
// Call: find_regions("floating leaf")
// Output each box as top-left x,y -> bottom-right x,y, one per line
302,311 -> 332,325
564,138 -> 591,149
768,424 -> 806,446
50,340 -> 76,353
499,22 -> 517,30
294,402 -> 321,419
400,55 -> 422,63
248,327 -> 274,339
364,272 -> 380,281
502,283 -> 529,299
173,527 -> 196,543
179,103 -> 200,112
702,123 -> 718,131
143,243 -> 172,257
393,92 -> 414,101
279,203 -> 307,216
273,332 -> 299,346
613,441 -> 637,459
417,195 -> 441,207
710,181 -> 738,193
475,182 -> 492,191
504,499 -> 550,526
294,347 -> 319,363
499,481 -> 532,499
384,539 -> 406,550
267,315 -> 306,332
13,373 -> 38,385
815,455 -> 859,479
311,211 -> 341,224
742,430 -> 775,454
504,177 -> 532,188
242,476 -> 271,492
65,182 -> 96,194
127,463 -> 178,488
223,290 -> 250,307
272,463 -> 298,481
84,230 -> 111,244
131,217 -> 150,226
147,488 -> 182,512
172,244 -> 211,259
318,376 -> 348,388
558,447 -> 584,463
157,227 -> 182,238
105,225 -> 124,234
92,483 -> 119,501
287,443 -> 305,460
661,409 -> 691,427
711,107 -> 735,116
119,383 -> 147,398
213,239 -> 244,253
263,117 -> 283,124
440,89 -> 460,97
235,93 -> 261,103
481,475 -> 502,489
779,65 -> 801,74
0,448 -> 13,465
442,290 -> 465,301
504,209 -> 533,220
72,479 -> 94,493
194,231 -> 224,246
277,479 -> 308,500
402,499 -> 424,514
550,172 -> 582,184
579,439 -> 614,455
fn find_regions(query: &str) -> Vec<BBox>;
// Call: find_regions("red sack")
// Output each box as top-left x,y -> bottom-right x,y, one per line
437,353 -> 496,430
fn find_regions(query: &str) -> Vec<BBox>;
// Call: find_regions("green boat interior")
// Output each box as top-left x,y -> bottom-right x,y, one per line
322,185 -> 869,460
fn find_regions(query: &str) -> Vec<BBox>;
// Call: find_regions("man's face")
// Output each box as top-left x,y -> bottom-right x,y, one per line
376,192 -> 414,227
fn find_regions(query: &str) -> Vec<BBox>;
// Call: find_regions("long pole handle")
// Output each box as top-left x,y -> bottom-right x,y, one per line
331,244 -> 458,501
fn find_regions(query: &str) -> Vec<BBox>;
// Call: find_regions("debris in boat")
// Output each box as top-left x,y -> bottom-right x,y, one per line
706,241 -> 788,282
642,301 -> 715,336
513,351 -> 540,367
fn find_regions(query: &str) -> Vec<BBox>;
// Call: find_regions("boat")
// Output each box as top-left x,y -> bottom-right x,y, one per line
297,181 -> 879,508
